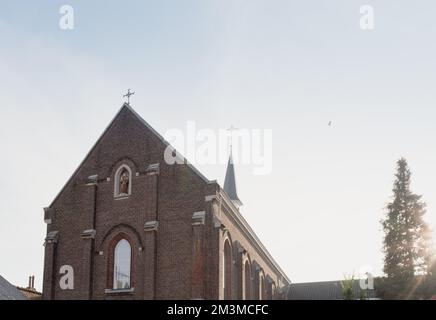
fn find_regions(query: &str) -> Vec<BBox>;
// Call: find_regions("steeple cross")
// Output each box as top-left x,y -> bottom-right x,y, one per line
123,89 -> 135,105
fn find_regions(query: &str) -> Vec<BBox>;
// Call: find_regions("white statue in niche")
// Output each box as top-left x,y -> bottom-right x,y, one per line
119,169 -> 130,195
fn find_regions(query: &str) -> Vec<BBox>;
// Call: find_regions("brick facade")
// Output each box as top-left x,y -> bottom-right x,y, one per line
42,104 -> 290,300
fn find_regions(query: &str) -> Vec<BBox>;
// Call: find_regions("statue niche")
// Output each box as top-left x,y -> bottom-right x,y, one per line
119,169 -> 130,195
114,165 -> 132,198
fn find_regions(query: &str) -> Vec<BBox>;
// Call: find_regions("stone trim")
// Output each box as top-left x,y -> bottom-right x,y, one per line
86,174 -> 98,185
192,211 -> 206,225
81,229 -> 96,239
45,231 -> 59,244
144,220 -> 159,232
114,195 -> 130,201
205,195 -> 217,202
44,207 -> 54,224
104,288 -> 135,294
146,163 -> 160,175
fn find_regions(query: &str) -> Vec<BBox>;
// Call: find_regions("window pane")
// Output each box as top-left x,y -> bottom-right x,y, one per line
113,239 -> 131,289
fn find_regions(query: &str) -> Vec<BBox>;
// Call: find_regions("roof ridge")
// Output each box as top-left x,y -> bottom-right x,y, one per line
123,104 -> 209,182
16,286 -> 42,294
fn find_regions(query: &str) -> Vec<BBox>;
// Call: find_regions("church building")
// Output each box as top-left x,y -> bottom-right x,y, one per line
42,103 -> 290,300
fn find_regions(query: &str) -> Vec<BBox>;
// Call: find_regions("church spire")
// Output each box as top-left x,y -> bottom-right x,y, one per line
223,147 -> 243,209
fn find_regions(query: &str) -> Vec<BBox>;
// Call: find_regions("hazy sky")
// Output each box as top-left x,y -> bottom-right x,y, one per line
1,1 -> 436,291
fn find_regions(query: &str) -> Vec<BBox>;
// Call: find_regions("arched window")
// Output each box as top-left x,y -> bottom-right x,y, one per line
259,273 -> 265,300
243,261 -> 251,300
266,279 -> 273,300
223,239 -> 232,299
114,165 -> 132,197
113,239 -> 131,289
271,283 -> 276,300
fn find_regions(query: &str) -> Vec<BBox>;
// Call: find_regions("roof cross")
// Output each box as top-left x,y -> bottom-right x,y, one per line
227,125 -> 238,150
123,89 -> 135,105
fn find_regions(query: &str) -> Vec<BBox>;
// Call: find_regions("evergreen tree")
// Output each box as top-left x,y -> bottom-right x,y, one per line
381,158 -> 431,299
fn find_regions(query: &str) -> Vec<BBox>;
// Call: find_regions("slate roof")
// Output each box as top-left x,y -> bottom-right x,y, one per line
287,280 -> 377,300
223,152 -> 242,206
0,275 -> 26,300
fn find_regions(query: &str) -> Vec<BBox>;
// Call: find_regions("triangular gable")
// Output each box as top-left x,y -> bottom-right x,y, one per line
49,103 -> 209,207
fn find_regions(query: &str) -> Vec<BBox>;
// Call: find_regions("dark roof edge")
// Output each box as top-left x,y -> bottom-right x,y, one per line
125,104 -> 209,183
16,287 -> 42,295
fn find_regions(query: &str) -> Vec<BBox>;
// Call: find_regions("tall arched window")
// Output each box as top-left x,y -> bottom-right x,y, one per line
259,273 -> 265,300
113,239 -> 131,289
114,165 -> 132,197
223,239 -> 232,299
244,261 -> 251,300
266,279 -> 273,300
271,283 -> 276,300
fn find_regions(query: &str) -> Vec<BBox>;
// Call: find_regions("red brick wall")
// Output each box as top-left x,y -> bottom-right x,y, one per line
42,105 -> 288,300
43,106 -> 210,299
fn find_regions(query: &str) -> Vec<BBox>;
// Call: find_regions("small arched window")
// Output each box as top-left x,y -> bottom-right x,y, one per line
113,239 -> 131,289
114,165 -> 132,197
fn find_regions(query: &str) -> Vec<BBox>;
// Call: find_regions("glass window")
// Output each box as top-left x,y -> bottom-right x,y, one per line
244,261 -> 251,300
113,239 -> 131,289
224,240 -> 232,299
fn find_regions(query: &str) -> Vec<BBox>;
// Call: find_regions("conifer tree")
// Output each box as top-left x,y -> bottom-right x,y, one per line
381,158 -> 431,299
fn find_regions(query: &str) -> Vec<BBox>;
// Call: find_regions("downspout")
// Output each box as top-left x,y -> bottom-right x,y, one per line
154,168 -> 160,299
89,181 -> 97,299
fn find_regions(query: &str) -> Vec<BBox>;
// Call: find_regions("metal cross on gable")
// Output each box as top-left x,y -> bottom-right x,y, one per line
123,89 -> 135,105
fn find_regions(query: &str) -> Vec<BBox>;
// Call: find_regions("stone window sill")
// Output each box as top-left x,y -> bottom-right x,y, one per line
114,195 -> 130,201
105,288 -> 135,294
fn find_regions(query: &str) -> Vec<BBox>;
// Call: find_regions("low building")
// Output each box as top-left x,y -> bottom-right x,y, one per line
287,280 -> 377,300
17,276 -> 42,300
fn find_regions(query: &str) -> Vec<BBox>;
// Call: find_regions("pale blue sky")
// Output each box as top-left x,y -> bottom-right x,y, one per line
1,1 -> 436,290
